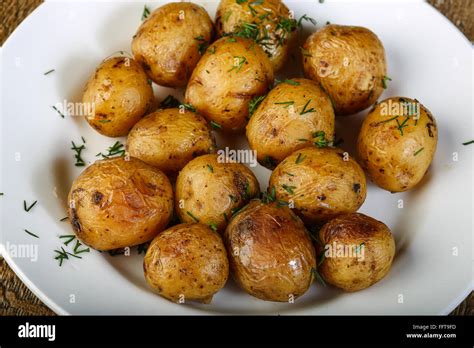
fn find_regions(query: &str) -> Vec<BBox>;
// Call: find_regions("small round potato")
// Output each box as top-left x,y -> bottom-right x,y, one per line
185,37 -> 274,132
67,157 -> 173,251
127,108 -> 216,176
246,78 -> 335,168
82,57 -> 155,137
357,97 -> 438,192
302,25 -> 387,116
132,2 -> 214,87
175,154 -> 260,232
224,200 -> 316,302
144,223 -> 229,303
269,147 -> 367,223
318,213 -> 395,292
215,0 -> 296,71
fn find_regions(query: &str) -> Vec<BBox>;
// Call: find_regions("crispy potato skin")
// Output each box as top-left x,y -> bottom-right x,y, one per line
246,78 -> 335,167
185,37 -> 274,132
82,57 -> 154,137
302,25 -> 387,116
357,97 -> 438,192
132,2 -> 214,87
175,154 -> 260,232
269,147 -> 367,223
318,213 -> 395,292
67,157 -> 173,251
127,108 -> 216,176
143,223 -> 229,303
224,201 -> 316,302
215,0 -> 295,71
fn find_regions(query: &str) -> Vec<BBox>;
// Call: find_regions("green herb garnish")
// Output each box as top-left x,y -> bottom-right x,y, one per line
71,140 -> 86,166
43,69 -> 55,75
281,184 -> 296,194
187,211 -> 199,223
301,100 -> 316,115
141,5 -> 150,21
295,153 -> 306,164
414,148 -> 424,156
209,223 -> 218,232
228,56 -> 247,72
23,200 -> 37,212
24,229 -> 39,239
382,75 -> 392,89
207,164 -> 214,173
462,140 -> 474,146
59,234 -> 76,246
210,121 -> 222,130
249,95 -> 266,116
96,141 -> 125,159
52,105 -> 65,118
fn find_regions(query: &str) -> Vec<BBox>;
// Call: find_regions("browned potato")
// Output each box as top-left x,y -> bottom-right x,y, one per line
185,37 -> 274,132
67,157 -> 173,251
224,200 -> 316,302
143,223 -> 229,303
269,147 -> 367,223
215,0 -> 296,71
357,97 -> 438,192
132,2 -> 214,87
127,108 -> 216,176
318,213 -> 395,292
302,25 -> 387,116
246,78 -> 335,168
175,154 -> 260,232
82,57 -> 154,137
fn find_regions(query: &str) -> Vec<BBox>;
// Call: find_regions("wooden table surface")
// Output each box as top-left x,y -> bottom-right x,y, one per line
0,0 -> 472,316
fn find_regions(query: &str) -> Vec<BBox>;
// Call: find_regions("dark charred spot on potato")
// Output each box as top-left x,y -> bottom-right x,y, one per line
112,59 -> 125,68
379,168 -> 385,173
70,208 -> 82,234
426,123 -> 435,137
233,172 -> 248,200
353,184 -> 361,193
271,128 -> 278,137
92,191 -> 104,204
317,194 -> 326,201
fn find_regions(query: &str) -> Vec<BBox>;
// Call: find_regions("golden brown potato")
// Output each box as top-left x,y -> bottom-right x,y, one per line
67,157 -> 173,251
143,223 -> 229,303
215,0 -> 296,71
269,147 -> 367,223
246,78 -> 335,168
127,108 -> 216,176
132,2 -> 214,87
357,97 -> 438,192
82,57 -> 154,137
317,213 -> 395,292
185,37 -> 274,132
175,154 -> 260,232
302,25 -> 387,116
224,200 -> 316,302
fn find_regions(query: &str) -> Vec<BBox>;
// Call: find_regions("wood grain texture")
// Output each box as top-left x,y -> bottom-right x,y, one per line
0,0 -> 472,316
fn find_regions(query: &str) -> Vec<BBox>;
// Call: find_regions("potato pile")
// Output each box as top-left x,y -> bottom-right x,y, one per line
68,0 -> 438,305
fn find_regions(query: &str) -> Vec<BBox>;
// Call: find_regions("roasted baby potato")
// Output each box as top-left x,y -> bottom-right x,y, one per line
185,37 -> 274,131
82,57 -> 154,137
215,0 -> 296,71
246,78 -> 335,168
224,200 -> 316,302
132,2 -> 214,87
318,213 -> 395,292
175,154 -> 260,232
357,97 -> 438,192
269,147 -> 367,223
67,157 -> 173,251
127,108 -> 216,176
302,25 -> 387,116
144,223 -> 229,303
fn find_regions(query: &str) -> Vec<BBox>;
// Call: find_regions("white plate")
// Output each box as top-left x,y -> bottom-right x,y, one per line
0,0 -> 472,315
